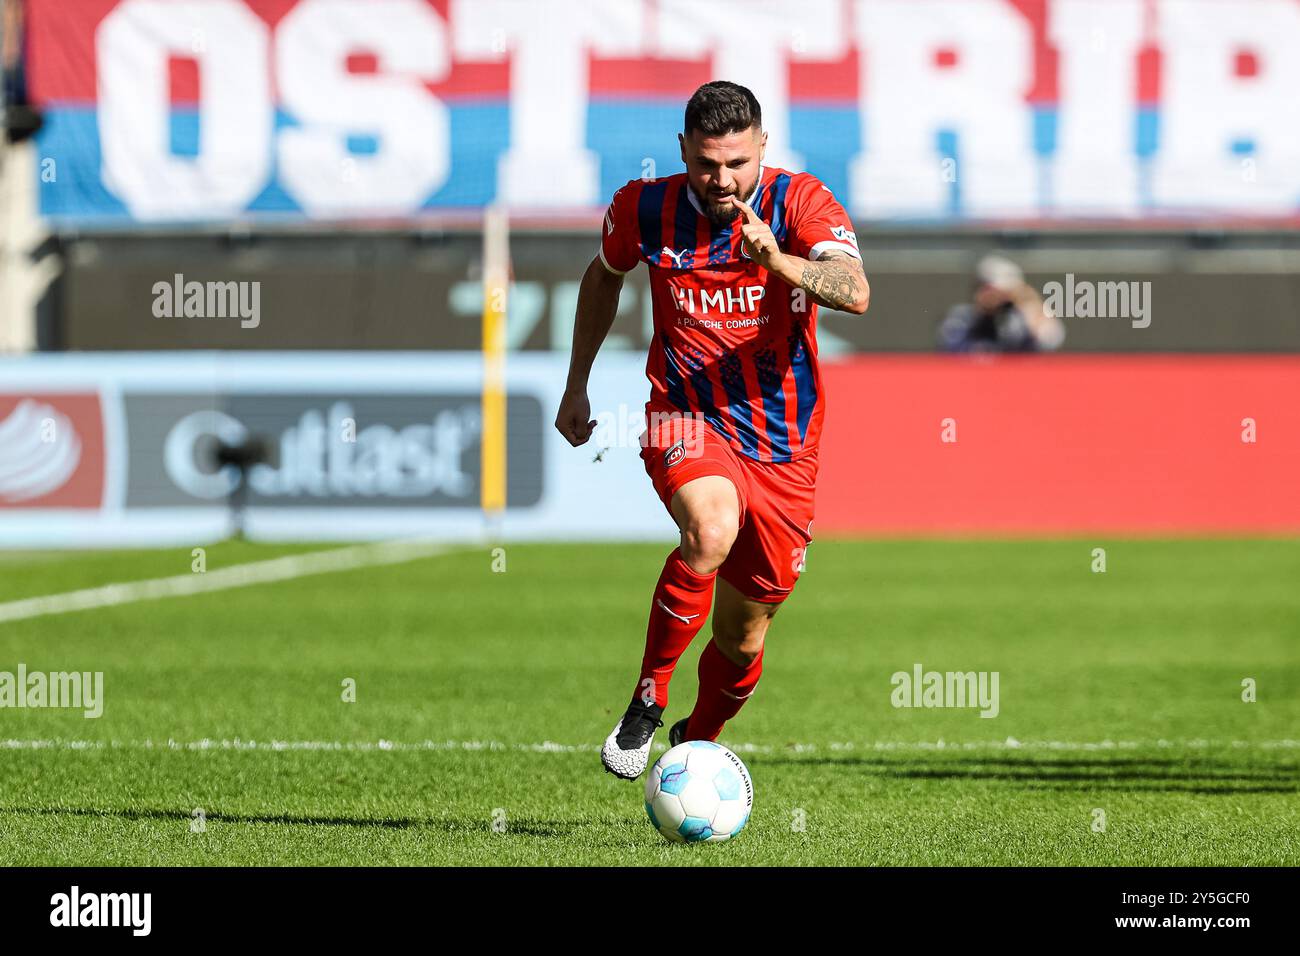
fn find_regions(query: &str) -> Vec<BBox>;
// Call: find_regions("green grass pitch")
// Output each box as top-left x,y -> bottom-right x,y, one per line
0,538 -> 1296,866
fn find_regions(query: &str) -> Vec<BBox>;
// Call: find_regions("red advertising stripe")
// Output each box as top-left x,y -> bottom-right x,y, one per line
589,57 -> 713,99
0,393 -> 105,510
1009,0 -> 1058,104
817,356 -> 1300,535
789,49 -> 859,105
24,0 -> 120,103
25,0 -> 509,105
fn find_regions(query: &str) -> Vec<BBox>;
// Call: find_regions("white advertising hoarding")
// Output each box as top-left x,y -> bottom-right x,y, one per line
0,352 -> 676,547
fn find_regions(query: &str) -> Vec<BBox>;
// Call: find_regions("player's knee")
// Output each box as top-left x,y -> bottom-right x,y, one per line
679,511 -> 738,574
714,625 -> 765,667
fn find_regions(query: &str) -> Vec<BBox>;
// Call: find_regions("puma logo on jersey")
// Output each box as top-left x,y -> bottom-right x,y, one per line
661,247 -> 692,268
831,224 -> 857,245
657,599 -> 700,624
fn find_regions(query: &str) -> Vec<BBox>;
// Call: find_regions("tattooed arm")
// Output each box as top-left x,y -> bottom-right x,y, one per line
793,251 -> 870,314
732,199 -> 870,314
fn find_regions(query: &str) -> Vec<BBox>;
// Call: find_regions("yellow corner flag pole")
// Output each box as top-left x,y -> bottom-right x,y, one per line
480,205 -> 509,530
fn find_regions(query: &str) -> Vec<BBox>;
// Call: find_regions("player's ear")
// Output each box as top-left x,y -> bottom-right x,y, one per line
758,128 -> 767,161
678,132 -> 686,165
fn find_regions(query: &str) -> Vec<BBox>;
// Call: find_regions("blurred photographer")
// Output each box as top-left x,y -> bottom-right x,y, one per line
938,254 -> 1064,353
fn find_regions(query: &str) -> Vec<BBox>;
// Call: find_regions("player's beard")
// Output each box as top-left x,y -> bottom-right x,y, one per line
695,180 -> 756,227
701,194 -> 741,227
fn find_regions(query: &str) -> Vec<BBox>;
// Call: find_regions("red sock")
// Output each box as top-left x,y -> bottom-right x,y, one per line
634,548 -> 715,708
685,640 -> 764,741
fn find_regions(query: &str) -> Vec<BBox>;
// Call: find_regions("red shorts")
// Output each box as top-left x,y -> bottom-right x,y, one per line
640,409 -> 817,604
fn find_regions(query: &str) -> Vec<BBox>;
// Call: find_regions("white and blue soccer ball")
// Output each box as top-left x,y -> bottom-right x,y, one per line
644,740 -> 753,843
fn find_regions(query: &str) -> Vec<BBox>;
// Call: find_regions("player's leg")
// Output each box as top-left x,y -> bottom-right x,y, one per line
634,473 -> 740,697
601,416 -> 748,779
670,475 -> 741,573
601,476 -> 741,779
671,451 -> 817,744
678,578 -> 779,742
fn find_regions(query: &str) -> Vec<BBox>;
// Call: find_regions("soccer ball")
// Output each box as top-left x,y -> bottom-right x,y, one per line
644,740 -> 753,843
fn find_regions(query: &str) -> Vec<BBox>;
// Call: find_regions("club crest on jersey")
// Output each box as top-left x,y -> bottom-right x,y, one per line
830,224 -> 857,245
660,247 -> 692,269
664,439 -> 688,468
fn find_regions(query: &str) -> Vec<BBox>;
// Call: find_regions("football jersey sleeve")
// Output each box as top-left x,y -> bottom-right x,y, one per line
785,174 -> 861,262
598,181 -> 642,275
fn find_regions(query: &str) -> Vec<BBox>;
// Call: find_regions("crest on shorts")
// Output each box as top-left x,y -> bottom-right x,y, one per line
664,439 -> 687,468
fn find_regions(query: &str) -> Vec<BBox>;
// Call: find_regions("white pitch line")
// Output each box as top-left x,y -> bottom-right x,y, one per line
0,738 -> 1297,754
0,539 -> 453,625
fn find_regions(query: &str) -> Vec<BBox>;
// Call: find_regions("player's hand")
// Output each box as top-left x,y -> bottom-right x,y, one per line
731,197 -> 786,272
554,388 -> 597,446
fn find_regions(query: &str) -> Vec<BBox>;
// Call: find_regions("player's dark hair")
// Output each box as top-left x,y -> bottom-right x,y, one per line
683,81 -> 762,137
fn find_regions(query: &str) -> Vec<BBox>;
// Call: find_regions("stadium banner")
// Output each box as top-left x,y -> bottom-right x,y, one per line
26,0 -> 1300,224
2,352 -> 1298,547
0,352 -> 677,547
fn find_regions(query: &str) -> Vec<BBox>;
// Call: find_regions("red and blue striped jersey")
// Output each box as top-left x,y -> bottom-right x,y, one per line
599,166 -> 860,464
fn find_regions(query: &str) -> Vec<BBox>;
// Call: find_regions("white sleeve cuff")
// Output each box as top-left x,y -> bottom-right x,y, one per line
809,240 -> 862,261
598,246 -> 629,275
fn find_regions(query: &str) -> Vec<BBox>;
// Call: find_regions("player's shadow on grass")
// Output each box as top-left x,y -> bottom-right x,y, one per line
1,805 -> 578,836
757,755 -> 1300,795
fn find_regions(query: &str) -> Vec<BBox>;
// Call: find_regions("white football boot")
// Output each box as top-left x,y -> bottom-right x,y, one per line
601,699 -> 665,780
